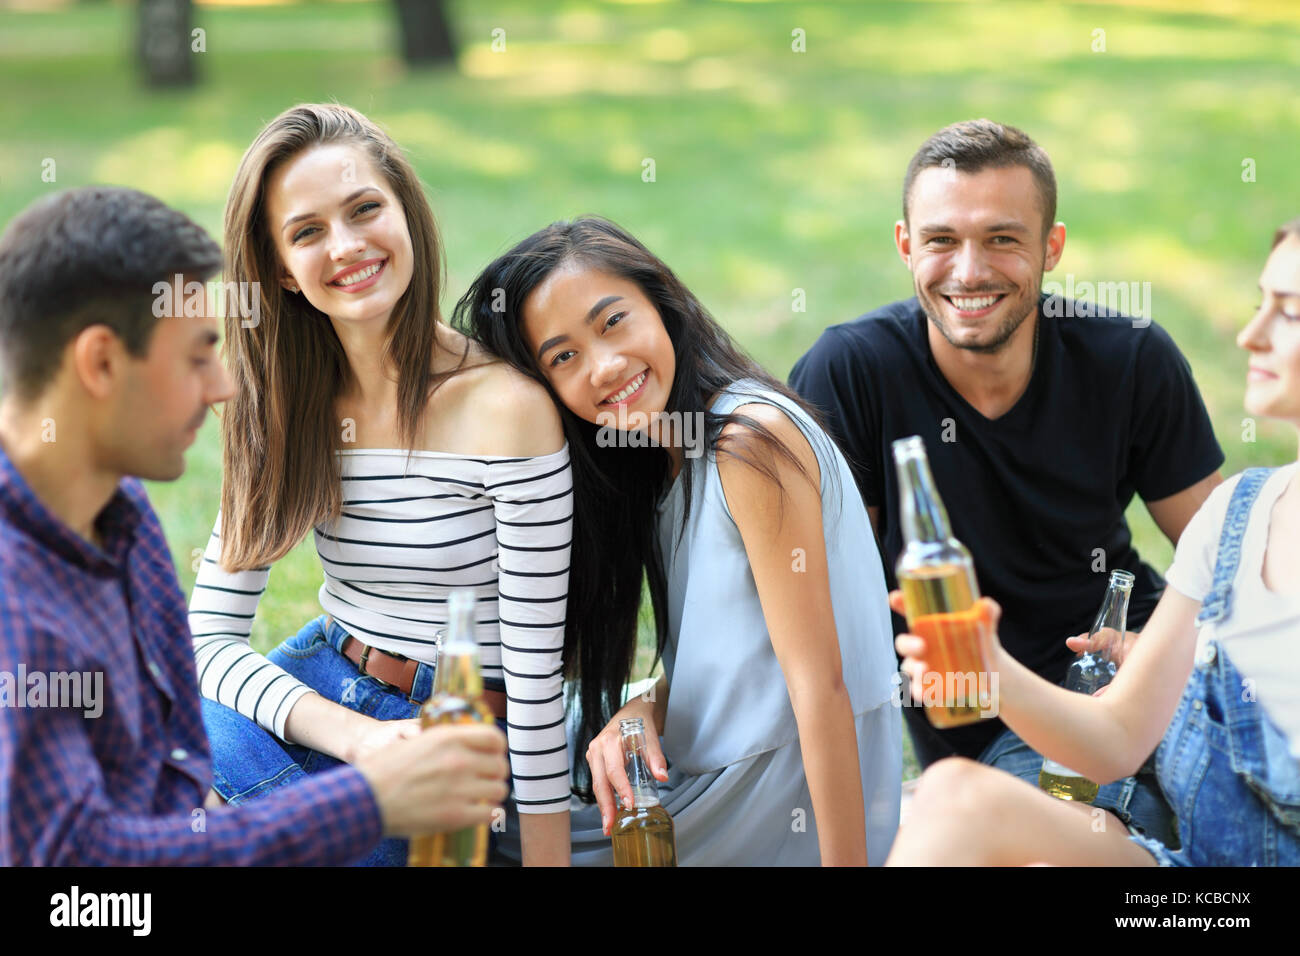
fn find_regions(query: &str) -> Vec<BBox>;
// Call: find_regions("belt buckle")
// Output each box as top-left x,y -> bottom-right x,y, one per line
356,643 -> 396,690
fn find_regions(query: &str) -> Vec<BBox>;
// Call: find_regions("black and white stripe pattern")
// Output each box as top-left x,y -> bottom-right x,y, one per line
188,445 -> 574,812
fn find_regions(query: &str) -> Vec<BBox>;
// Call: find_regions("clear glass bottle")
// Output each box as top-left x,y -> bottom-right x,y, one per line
1039,569 -> 1135,803
892,435 -> 993,727
610,718 -> 677,867
408,589 -> 494,867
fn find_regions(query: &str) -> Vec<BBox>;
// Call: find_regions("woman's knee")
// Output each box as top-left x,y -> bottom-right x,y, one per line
911,756 -> 1018,823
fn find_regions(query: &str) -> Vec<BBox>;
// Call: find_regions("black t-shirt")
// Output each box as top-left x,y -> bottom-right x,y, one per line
789,294 -> 1224,759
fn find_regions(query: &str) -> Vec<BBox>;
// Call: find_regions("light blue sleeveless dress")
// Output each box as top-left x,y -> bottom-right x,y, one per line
504,380 -> 902,865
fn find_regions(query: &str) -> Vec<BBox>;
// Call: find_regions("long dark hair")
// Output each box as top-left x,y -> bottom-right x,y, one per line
453,217 -> 827,800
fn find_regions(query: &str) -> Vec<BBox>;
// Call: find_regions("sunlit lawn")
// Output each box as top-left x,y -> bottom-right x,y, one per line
2,0 -> 1298,780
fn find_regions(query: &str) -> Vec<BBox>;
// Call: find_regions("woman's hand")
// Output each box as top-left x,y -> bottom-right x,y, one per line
889,590 -> 1005,705
1064,627 -> 1140,669
344,716 -> 424,764
585,695 -> 668,836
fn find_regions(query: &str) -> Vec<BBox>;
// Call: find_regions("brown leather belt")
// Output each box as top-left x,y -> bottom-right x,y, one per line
333,619 -> 508,720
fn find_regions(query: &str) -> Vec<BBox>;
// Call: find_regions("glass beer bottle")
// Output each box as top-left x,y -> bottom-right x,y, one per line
610,717 -> 677,867
1039,569 -> 1134,803
892,435 -> 993,728
408,589 -> 495,867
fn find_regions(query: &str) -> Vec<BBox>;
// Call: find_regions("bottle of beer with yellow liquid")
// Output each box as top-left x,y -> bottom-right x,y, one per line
610,717 -> 677,867
893,436 -> 994,727
408,589 -> 494,867
1039,569 -> 1134,802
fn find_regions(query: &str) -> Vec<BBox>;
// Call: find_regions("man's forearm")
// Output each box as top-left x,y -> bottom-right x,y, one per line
46,766 -> 382,867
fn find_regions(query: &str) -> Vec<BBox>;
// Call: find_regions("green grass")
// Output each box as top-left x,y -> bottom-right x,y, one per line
3,0 -> 1298,781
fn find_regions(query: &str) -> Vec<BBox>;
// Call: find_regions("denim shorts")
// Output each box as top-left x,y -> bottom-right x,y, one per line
202,614 -> 509,866
1127,640 -> 1300,867
979,724 -> 1179,848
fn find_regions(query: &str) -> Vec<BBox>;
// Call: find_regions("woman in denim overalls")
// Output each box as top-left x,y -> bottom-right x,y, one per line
884,219 -> 1300,866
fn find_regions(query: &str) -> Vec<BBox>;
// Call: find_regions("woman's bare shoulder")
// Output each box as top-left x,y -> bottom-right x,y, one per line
431,337 -> 564,458
473,362 -> 565,458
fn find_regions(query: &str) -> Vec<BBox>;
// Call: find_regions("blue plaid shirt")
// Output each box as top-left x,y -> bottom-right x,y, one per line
0,444 -> 383,865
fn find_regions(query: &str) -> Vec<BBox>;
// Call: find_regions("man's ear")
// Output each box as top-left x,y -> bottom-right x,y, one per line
894,220 -> 912,269
1043,221 -> 1066,272
70,325 -> 128,401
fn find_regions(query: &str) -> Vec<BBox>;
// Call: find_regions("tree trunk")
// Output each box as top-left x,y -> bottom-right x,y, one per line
394,0 -> 457,66
138,0 -> 196,87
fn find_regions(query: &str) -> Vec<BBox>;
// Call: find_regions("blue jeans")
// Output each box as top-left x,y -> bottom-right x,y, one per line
202,614 -> 507,866
979,725 -> 1179,846
1128,639 -> 1300,866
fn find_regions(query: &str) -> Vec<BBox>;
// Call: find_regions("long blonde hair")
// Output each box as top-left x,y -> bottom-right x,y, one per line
219,103 -> 457,571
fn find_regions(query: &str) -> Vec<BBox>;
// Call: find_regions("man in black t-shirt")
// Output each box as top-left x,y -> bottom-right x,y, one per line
789,119 -> 1223,843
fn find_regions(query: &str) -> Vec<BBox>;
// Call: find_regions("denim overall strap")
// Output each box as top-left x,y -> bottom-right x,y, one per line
1195,468 -> 1274,626
1136,466 -> 1300,865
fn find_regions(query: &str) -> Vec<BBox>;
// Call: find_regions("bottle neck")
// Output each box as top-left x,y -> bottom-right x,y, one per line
434,600 -> 482,698
621,727 -> 660,809
895,452 -> 953,544
1092,580 -> 1133,664
432,648 -> 484,699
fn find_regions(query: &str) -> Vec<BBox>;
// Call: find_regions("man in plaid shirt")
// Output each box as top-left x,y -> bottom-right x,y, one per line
0,187 -> 508,865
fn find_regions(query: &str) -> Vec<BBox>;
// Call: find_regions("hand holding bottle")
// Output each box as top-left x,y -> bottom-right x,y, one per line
586,696 -> 668,836
1039,569 -> 1135,800
408,589 -> 499,867
890,589 -> 1004,706
892,435 -> 1000,727
356,723 -> 509,838
1065,627 -> 1140,671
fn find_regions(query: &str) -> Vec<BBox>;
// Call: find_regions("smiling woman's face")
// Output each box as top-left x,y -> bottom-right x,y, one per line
1238,234 -> 1300,426
521,261 -> 676,429
264,141 -> 414,326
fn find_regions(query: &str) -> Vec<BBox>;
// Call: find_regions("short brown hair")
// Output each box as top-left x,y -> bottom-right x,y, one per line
0,187 -> 220,401
902,119 -> 1057,237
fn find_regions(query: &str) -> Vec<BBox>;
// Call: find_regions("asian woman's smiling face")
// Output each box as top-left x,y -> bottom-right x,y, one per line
521,262 -> 676,428
264,142 -> 414,325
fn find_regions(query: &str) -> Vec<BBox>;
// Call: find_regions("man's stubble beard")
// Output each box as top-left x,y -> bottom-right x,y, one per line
918,274 -> 1042,356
